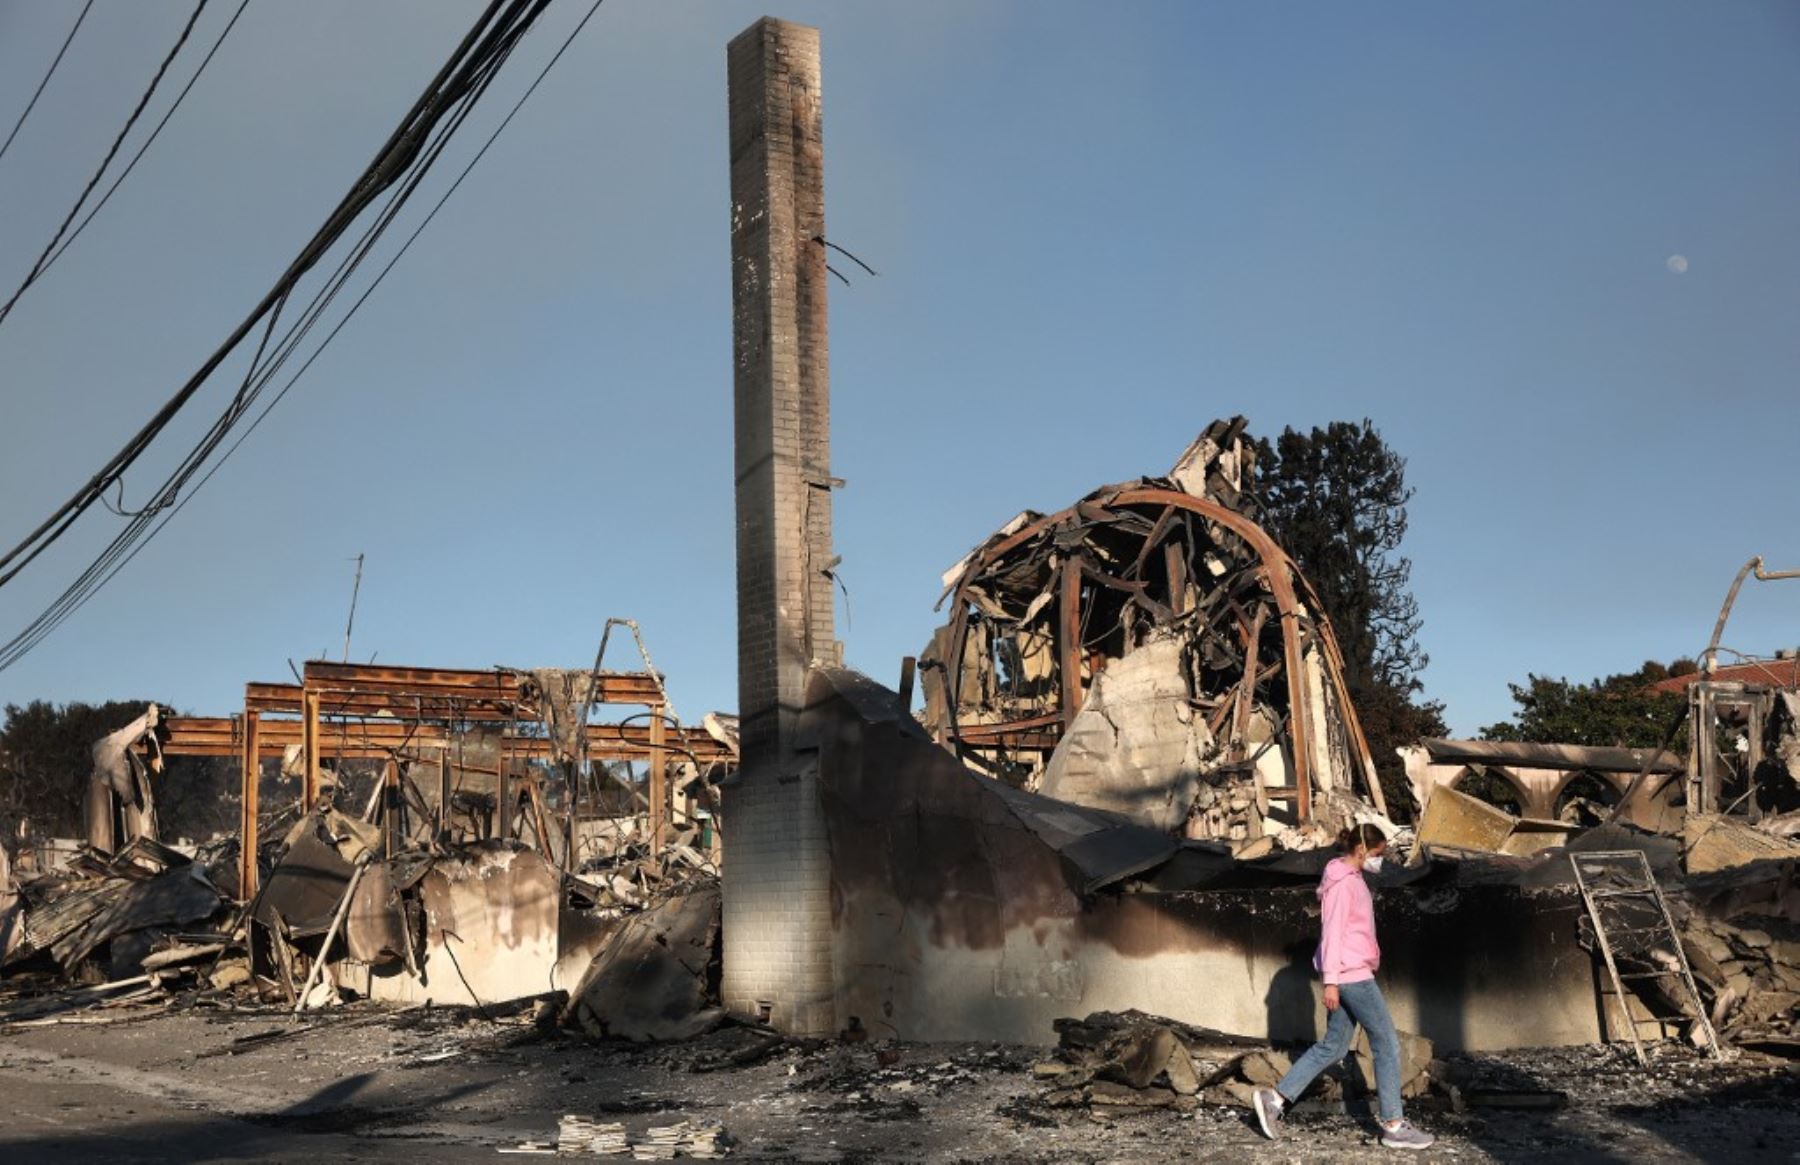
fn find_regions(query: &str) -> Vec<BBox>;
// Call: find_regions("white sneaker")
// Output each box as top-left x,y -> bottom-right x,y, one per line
1380,1119 -> 1434,1150
1253,1088 -> 1285,1140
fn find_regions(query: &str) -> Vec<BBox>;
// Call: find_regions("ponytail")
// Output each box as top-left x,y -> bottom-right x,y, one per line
1336,822 -> 1387,854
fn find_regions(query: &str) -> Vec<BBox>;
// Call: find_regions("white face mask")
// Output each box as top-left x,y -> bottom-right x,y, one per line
1364,854 -> 1385,874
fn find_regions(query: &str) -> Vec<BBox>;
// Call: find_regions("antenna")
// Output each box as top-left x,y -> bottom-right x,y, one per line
342,553 -> 364,662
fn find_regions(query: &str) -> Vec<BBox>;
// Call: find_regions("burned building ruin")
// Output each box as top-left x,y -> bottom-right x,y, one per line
709,18 -> 1799,1059
919,418 -> 1393,849
1,21 -> 1795,1106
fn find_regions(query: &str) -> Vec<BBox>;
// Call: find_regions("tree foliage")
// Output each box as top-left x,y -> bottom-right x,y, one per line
1253,420 -> 1445,818
1479,660 -> 1692,749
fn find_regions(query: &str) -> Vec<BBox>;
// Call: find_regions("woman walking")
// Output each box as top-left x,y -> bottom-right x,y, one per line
1253,823 -> 1434,1151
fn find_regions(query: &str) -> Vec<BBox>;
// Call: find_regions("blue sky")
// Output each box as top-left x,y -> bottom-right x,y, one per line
0,1 -> 1795,737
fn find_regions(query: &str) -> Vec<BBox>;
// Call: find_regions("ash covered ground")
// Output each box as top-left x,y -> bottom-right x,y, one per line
0,1005 -> 1794,1163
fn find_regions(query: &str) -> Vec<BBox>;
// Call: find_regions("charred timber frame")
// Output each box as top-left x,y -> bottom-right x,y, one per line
157,714 -> 728,763
150,662 -> 723,898
238,711 -> 259,902
939,486 -> 1390,823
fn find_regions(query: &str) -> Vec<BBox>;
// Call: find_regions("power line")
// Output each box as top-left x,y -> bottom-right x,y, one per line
0,0 -> 96,168
0,0 -> 211,332
0,0 -> 538,591
0,0 -> 606,671
0,6 -> 537,665
7,0 -> 608,666
38,0 -> 253,286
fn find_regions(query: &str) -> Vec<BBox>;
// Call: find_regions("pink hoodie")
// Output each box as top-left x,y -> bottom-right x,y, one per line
1313,856 -> 1380,986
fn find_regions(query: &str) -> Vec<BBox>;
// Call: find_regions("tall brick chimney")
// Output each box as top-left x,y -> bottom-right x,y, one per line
721,17 -> 839,1036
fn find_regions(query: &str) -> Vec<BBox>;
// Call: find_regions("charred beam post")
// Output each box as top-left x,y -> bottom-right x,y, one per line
649,704 -> 667,858
1232,606 -> 1267,764
495,747 -> 511,842
723,17 -> 838,1036
382,758 -> 401,859
1164,541 -> 1189,617
238,710 -> 260,900
301,689 -> 321,811
897,656 -> 916,715
1060,558 -> 1084,725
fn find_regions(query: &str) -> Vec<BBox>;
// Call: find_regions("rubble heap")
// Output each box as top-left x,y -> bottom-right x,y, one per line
1680,864 -> 1800,1057
1026,1009 -> 1434,1121
0,837 -> 236,1020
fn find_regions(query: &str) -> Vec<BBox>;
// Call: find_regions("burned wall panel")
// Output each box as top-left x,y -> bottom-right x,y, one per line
810,668 -> 1601,1051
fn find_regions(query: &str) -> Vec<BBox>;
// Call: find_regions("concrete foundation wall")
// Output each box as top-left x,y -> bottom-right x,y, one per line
834,892 -> 1600,1051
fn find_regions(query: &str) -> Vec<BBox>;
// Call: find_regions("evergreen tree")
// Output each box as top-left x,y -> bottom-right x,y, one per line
1254,420 -> 1445,817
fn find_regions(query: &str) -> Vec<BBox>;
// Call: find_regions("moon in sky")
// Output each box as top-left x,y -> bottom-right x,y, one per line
1666,254 -> 1689,274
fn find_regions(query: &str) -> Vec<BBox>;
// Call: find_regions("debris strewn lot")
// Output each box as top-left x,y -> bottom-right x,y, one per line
0,1002 -> 1793,1163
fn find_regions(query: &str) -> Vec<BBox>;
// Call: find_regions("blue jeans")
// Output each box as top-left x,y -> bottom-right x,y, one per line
1274,977 -> 1404,1123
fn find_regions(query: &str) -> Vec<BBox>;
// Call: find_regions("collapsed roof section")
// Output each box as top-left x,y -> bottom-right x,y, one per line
919,418 -> 1390,851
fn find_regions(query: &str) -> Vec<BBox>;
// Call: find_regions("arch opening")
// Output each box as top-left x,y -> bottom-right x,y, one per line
1453,767 -> 1524,817
1554,772 -> 1621,826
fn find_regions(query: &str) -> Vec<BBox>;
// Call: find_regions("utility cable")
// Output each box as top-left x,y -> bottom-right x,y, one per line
0,20 -> 525,666
0,0 -> 605,671
0,0 -> 96,168
0,0 -> 541,591
37,0 -> 252,285
0,0 -> 210,330
101,0 -> 605,567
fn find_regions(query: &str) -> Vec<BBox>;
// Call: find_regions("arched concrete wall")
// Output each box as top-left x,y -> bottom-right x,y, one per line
1543,770 -> 1630,815
1403,750 -> 1679,829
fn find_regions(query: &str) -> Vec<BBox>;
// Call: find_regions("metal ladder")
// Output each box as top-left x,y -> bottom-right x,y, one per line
1569,850 -> 1721,1065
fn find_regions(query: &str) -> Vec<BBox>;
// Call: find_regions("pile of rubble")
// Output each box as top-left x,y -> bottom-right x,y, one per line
0,836 -> 239,1022
1025,1009 -> 1433,1121
1681,863 -> 1800,1057
0,765 -> 729,1038
572,833 -> 718,914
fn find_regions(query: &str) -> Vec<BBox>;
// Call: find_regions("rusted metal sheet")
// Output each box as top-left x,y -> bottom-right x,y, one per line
377,842 -> 562,1007
808,666 -> 1176,898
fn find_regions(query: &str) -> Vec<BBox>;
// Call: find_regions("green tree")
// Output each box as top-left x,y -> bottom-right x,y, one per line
1479,660 -> 1692,748
1253,420 -> 1446,818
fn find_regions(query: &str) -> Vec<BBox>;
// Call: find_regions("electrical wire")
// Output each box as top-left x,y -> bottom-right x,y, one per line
0,0 -> 531,589
36,0 -> 253,286
0,0 -> 96,168
0,0 -> 211,330
0,32 -> 517,663
0,0 -> 607,671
